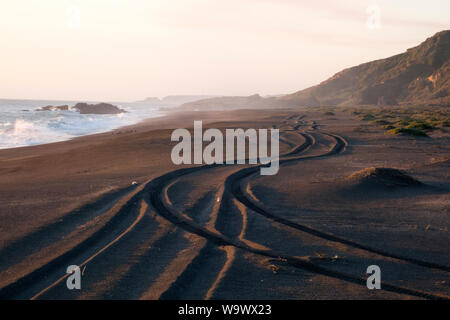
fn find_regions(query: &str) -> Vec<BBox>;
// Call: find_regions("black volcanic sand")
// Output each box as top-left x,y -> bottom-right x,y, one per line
0,109 -> 449,300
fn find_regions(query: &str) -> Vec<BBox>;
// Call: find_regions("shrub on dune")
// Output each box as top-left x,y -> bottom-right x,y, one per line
388,127 -> 428,137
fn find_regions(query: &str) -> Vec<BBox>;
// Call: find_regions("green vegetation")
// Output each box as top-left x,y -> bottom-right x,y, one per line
396,118 -> 412,126
351,105 -> 449,137
359,113 -> 376,121
405,120 -> 435,130
388,127 -> 428,137
370,119 -> 391,125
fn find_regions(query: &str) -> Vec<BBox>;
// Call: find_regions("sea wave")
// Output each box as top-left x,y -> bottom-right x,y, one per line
0,100 -> 163,149
0,119 -> 73,148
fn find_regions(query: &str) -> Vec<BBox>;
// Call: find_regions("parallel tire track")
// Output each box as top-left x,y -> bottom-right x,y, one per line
0,183 -> 148,300
229,134 -> 450,273
147,159 -> 448,300
149,129 -> 448,299
1,117 -> 448,300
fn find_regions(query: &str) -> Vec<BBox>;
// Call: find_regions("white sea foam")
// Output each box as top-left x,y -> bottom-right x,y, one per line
0,99 -> 164,149
0,119 -> 73,148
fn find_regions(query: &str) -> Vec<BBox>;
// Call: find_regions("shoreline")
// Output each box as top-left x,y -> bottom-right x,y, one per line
1,108 -> 449,299
0,108 -> 289,241
0,99 -> 167,150
0,112 -> 167,152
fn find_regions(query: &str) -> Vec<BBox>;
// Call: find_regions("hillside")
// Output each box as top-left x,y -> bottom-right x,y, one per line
136,95 -> 216,107
279,30 -> 450,107
179,94 -> 282,111
180,30 -> 450,111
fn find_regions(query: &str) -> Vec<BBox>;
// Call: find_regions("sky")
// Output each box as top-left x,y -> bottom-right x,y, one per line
0,0 -> 449,102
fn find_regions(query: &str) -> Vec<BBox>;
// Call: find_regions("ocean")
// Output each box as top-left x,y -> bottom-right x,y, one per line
0,99 -> 164,149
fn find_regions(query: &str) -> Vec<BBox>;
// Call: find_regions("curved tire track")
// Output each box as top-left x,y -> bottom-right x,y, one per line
0,183 -> 148,300
146,158 -> 448,300
1,117 -> 448,300
230,134 -> 450,273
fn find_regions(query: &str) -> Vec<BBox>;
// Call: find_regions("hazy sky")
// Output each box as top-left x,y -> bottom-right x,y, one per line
0,0 -> 449,101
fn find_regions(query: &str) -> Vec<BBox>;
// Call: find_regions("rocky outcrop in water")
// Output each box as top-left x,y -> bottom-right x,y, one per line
72,103 -> 126,114
36,103 -> 126,114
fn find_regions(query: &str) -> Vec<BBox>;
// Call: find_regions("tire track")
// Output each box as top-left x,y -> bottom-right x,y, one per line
151,121 -> 449,298
0,182 -> 149,299
235,117 -> 450,273
0,117 -> 339,299
30,199 -> 148,300
2,115 -> 448,300
0,184 -> 138,276
230,135 -> 450,273
146,161 -> 449,300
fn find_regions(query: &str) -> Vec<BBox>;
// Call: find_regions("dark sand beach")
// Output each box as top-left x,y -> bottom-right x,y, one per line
0,108 -> 449,299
